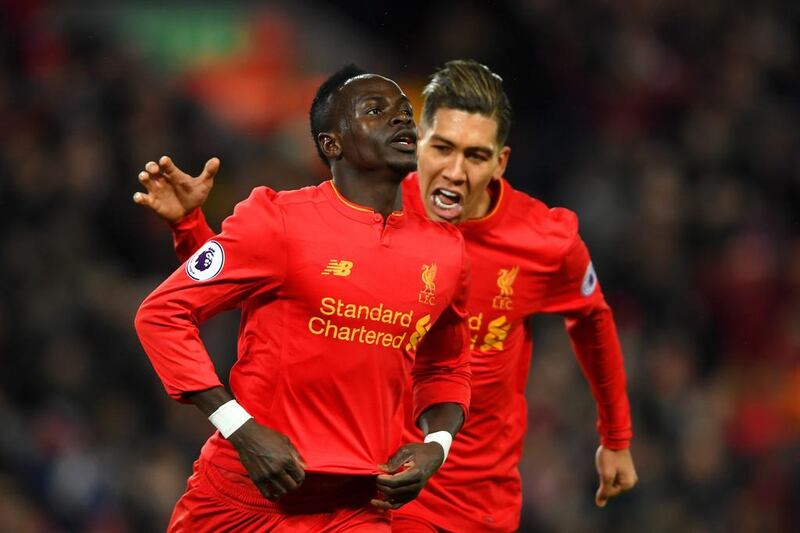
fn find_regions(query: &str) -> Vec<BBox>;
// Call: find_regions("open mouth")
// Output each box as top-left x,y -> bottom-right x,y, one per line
430,188 -> 464,220
389,130 -> 417,153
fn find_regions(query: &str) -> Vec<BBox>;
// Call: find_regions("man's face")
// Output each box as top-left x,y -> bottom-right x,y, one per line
334,75 -> 418,175
416,108 -> 510,223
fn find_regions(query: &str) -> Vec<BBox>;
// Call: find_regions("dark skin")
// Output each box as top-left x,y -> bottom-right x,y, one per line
318,74 -> 417,220
373,403 -> 464,510
183,75 -> 464,508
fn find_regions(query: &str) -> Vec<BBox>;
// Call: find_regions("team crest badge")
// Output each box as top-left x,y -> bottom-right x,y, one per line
418,263 -> 437,305
581,262 -> 597,296
492,266 -> 519,310
186,241 -> 225,281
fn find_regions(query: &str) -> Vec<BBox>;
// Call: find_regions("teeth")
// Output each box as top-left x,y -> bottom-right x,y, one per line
438,189 -> 460,200
433,194 -> 460,210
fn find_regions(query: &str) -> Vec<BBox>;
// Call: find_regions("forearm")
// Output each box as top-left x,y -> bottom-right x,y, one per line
135,296 -> 224,402
411,315 -> 472,424
418,402 -> 465,437
187,386 -> 234,416
566,305 -> 632,449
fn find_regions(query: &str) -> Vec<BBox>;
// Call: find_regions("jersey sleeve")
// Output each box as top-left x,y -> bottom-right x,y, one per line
411,243 -> 472,424
540,221 -> 633,449
134,187 -> 286,402
171,208 -> 216,263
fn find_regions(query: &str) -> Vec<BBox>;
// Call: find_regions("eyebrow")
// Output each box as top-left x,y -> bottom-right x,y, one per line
357,94 -> 411,106
430,134 -> 494,155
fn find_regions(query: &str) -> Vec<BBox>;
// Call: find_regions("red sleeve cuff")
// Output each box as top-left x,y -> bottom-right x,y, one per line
600,435 -> 631,450
169,207 -> 205,231
413,380 -> 471,424
598,420 -> 633,450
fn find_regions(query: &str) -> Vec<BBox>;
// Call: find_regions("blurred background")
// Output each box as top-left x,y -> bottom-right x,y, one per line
1,0 -> 798,531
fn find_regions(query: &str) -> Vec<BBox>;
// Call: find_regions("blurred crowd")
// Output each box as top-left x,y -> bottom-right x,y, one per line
1,1 -> 798,532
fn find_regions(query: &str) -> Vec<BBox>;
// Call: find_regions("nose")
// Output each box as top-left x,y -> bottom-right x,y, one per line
443,154 -> 467,184
390,109 -> 412,126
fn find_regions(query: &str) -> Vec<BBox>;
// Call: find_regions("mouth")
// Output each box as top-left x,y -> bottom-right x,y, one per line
388,129 -> 417,153
429,188 -> 464,221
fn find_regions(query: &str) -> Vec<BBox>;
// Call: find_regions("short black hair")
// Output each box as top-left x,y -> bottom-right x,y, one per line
421,60 -> 512,145
309,64 -> 368,165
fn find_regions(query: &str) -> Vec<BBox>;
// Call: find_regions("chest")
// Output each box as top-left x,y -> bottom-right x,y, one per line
281,219 -> 463,333
462,235 -> 559,352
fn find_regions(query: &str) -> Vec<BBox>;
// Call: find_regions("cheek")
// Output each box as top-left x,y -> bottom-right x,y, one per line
466,170 -> 495,198
416,152 -> 441,180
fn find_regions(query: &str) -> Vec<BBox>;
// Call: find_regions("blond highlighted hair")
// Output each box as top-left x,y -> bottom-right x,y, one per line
421,59 -> 513,145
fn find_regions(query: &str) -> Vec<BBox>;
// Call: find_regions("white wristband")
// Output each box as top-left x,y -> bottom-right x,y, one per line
208,400 -> 253,439
424,430 -> 453,465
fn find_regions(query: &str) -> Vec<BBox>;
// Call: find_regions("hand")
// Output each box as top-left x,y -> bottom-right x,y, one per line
227,419 -> 306,501
372,442 -> 444,510
133,155 -> 218,223
595,445 -> 638,508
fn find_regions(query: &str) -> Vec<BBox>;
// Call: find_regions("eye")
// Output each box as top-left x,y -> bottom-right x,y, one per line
366,107 -> 383,116
433,145 -> 452,154
468,153 -> 489,162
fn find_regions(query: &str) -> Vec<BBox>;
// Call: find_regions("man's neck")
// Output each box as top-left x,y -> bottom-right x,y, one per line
466,179 -> 499,221
332,167 -> 405,219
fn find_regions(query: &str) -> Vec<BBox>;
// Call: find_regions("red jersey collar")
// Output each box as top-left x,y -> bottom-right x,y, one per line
321,180 -> 406,226
458,176 -> 509,232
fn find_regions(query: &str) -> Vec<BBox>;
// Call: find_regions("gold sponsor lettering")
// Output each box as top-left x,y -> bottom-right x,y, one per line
468,312 -> 483,350
480,315 -> 510,352
405,314 -> 432,353
318,297 -> 413,326
320,297 -> 337,315
308,316 -> 408,347
308,316 -> 326,335
468,312 -> 484,331
307,297 -> 417,349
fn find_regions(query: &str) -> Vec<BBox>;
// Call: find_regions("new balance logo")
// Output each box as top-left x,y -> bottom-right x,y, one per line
322,260 -> 353,277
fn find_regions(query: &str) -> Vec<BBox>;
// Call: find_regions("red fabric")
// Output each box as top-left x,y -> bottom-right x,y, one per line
136,180 -> 471,478
397,174 -> 632,532
168,460 -> 391,532
170,207 -> 213,263
391,512 -> 443,532
170,175 -> 631,532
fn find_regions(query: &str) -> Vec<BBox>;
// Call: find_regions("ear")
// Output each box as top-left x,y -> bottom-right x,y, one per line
493,146 -> 511,179
318,132 -> 342,161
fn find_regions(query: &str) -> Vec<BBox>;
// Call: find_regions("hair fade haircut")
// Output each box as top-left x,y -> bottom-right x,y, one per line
309,64 -> 368,165
421,59 -> 513,145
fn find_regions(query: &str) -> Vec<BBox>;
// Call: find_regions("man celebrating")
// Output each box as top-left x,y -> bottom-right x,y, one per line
136,60 -> 637,532
134,66 -> 472,532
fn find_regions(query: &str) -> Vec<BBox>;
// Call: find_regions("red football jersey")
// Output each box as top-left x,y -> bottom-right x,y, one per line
396,173 -> 632,532
135,180 -> 472,477
170,175 -> 632,532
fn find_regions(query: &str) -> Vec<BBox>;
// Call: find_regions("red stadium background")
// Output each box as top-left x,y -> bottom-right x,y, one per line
1,0 -> 798,531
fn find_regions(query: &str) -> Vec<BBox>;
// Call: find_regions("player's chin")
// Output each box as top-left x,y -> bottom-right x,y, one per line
387,153 -> 418,176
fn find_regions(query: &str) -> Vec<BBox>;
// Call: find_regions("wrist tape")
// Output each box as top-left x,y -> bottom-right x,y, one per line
424,430 -> 453,464
208,400 -> 252,438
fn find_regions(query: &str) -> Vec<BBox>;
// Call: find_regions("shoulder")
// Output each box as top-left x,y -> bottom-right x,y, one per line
409,209 -> 465,245
271,183 -> 327,206
242,184 -> 329,216
506,187 -> 579,256
408,212 -> 467,274
223,187 -> 287,238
